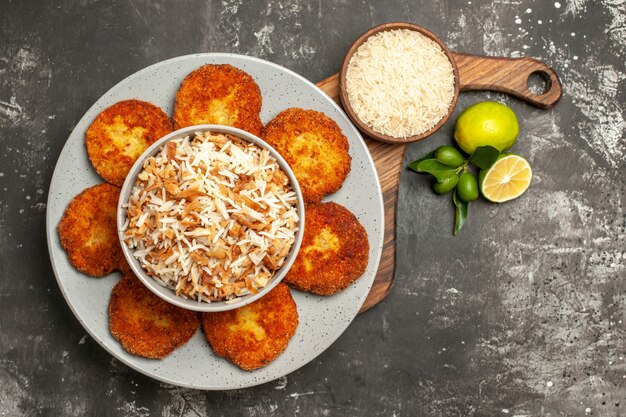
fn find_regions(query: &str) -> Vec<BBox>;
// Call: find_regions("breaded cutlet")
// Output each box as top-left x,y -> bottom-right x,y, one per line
202,283 -> 298,371
284,202 -> 369,295
173,64 -> 263,136
261,108 -> 351,203
86,99 -> 173,186
109,273 -> 200,359
57,183 -> 123,277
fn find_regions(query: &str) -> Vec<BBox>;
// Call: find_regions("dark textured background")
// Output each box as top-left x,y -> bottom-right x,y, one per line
1,0 -> 625,416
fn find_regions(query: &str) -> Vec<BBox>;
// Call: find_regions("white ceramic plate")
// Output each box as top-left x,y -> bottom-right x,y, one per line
46,53 -> 384,390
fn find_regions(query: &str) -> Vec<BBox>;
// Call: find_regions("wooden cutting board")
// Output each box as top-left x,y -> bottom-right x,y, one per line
316,74 -> 406,313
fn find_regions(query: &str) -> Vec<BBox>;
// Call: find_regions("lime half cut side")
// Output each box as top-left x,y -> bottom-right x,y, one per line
480,155 -> 532,203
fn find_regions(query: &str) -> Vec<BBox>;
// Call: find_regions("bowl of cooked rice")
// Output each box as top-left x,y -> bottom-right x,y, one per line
117,125 -> 305,312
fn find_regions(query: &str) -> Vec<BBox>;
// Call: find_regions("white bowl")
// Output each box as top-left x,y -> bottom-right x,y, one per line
117,124 -> 305,312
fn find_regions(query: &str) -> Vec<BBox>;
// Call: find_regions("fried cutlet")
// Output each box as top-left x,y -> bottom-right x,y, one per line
202,283 -> 298,371
284,202 -> 369,295
86,99 -> 173,186
173,64 -> 263,136
118,257 -> 135,277
57,183 -> 123,277
109,273 -> 200,359
261,108 -> 351,203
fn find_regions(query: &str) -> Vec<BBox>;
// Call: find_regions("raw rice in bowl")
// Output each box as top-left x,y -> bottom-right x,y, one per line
118,125 -> 305,312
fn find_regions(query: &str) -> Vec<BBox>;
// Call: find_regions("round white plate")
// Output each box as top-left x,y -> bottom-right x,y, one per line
46,53 -> 384,390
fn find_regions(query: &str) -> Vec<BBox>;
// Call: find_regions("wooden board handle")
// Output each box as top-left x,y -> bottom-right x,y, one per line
452,52 -> 562,109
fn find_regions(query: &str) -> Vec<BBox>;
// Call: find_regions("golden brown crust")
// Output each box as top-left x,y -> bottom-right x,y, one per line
173,64 -> 263,136
284,202 -> 369,295
109,273 -> 200,359
261,108 -> 351,203
86,99 -> 173,186
201,283 -> 298,371
117,257 -> 135,278
57,183 -> 123,277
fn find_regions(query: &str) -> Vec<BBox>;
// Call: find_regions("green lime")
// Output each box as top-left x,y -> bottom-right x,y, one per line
432,175 -> 458,195
434,145 -> 465,167
457,172 -> 479,202
454,101 -> 519,154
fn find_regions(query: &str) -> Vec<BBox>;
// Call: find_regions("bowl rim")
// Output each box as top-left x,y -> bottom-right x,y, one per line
117,124 -> 305,312
339,22 -> 461,144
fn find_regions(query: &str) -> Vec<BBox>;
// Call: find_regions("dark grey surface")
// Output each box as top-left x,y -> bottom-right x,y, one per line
1,0 -> 624,416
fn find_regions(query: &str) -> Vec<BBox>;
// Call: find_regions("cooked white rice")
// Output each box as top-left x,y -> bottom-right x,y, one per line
122,131 -> 299,302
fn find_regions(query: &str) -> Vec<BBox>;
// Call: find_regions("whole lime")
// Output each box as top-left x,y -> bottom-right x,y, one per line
457,172 -> 479,202
454,102 -> 519,154
432,175 -> 458,195
435,145 -> 465,167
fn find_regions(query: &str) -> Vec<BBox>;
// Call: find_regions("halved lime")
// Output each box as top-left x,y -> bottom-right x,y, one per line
480,155 -> 532,203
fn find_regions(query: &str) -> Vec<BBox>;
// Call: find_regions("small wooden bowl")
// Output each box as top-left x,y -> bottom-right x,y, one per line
339,22 -> 460,144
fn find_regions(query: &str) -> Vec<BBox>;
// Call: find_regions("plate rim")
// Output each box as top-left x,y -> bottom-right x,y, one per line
45,52 -> 384,390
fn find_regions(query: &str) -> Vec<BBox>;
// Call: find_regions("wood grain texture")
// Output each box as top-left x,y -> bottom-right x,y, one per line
317,74 -> 406,313
453,52 -> 562,109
